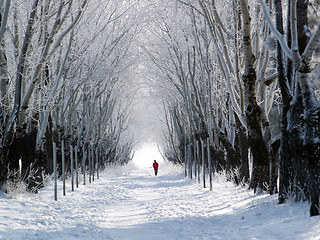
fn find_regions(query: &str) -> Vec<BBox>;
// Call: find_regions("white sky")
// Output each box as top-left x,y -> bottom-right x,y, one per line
132,142 -> 164,168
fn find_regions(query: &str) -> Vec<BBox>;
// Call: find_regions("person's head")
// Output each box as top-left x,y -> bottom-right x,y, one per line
154,160 -> 156,162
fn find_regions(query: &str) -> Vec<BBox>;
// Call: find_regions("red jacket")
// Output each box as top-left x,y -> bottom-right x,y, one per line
153,162 -> 159,170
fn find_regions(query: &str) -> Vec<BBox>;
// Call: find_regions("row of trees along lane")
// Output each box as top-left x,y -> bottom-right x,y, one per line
0,0 -> 137,199
1,0 -> 320,218
147,0 -> 320,216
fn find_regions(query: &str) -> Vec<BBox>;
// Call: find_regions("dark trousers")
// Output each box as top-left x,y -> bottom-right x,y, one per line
154,169 -> 158,176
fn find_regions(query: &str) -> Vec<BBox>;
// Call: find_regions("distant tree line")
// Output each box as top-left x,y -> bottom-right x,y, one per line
147,0 -> 320,216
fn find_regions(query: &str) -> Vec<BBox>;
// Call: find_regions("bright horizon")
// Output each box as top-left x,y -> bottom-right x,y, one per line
132,142 -> 164,169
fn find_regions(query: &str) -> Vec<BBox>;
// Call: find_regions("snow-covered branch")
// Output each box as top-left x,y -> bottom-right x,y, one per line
258,0 -> 292,60
0,0 -> 10,43
301,22 -> 320,69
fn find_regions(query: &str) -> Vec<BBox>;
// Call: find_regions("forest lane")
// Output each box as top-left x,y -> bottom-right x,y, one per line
0,164 -> 318,240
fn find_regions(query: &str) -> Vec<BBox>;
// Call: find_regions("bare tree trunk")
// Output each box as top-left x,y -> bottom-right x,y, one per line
184,144 -> 187,177
239,0 -> 269,191
201,138 -> 206,188
53,140 -> 57,201
238,121 -> 249,183
70,144 -> 74,192
75,145 -> 79,188
197,140 -> 200,183
295,0 -> 320,216
3,0 -> 39,145
207,138 -> 212,191
274,0 -> 293,204
188,144 -> 192,179
82,146 -> 87,186
96,148 -> 99,180
0,0 -> 11,43
91,146 -> 95,182
0,44 -> 9,114
194,142 -> 197,179
0,40 -> 10,180
61,139 -> 65,196
270,0 -> 320,215
88,147 -> 91,184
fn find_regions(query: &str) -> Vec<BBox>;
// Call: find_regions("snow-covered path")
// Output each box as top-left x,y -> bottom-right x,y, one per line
0,163 -> 319,240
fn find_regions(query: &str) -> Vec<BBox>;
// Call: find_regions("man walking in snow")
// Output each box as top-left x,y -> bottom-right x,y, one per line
153,160 -> 159,176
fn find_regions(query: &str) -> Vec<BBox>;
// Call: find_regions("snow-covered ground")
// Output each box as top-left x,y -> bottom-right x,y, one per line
0,162 -> 319,240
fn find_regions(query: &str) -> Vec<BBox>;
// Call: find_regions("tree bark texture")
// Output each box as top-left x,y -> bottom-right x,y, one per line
239,0 -> 269,191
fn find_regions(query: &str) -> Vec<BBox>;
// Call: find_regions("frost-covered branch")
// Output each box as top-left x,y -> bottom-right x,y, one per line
19,1 -> 88,126
36,32 -> 73,149
3,0 -> 39,143
258,0 -> 292,60
290,0 -> 300,66
0,0 -> 10,43
48,0 -> 88,56
301,22 -> 320,70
